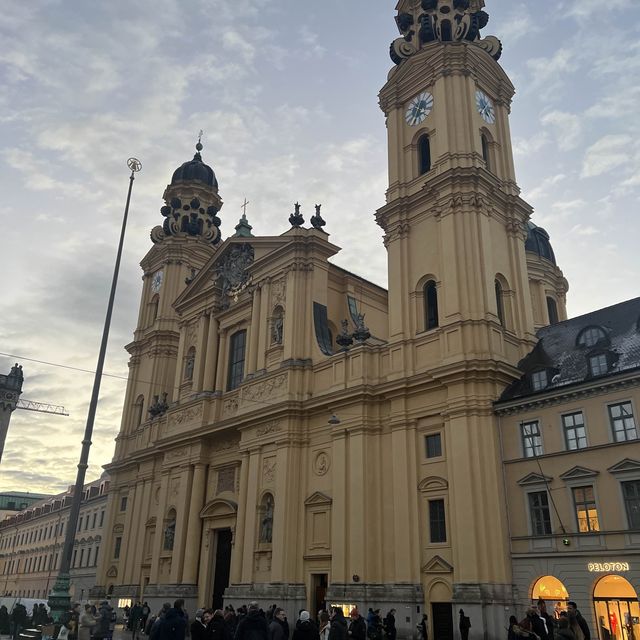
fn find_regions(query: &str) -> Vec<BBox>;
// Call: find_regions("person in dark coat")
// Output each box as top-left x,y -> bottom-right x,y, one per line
557,617 -> 577,640
191,610 -> 209,640
94,602 -> 114,640
208,610 -> 227,640
567,602 -> 591,640
10,604 -> 28,640
347,610 -> 366,640
292,612 -> 319,640
417,614 -> 428,640
537,600 -> 555,640
0,605 -> 10,635
157,608 -> 188,640
328,609 -> 347,640
269,609 -> 287,640
383,611 -> 396,640
459,610 -> 471,640
131,604 -> 144,638
150,604 -> 172,640
235,603 -> 269,640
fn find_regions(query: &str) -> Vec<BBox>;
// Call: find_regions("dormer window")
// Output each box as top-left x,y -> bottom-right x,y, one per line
577,326 -> 607,348
531,370 -> 548,392
589,353 -> 609,377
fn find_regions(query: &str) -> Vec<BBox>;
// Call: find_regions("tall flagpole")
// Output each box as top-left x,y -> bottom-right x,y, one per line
48,157 -> 142,621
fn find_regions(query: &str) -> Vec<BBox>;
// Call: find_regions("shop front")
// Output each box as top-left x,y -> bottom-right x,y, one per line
513,558 -> 639,639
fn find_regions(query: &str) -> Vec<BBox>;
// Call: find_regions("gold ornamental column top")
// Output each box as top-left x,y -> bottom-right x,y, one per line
391,0 -> 502,66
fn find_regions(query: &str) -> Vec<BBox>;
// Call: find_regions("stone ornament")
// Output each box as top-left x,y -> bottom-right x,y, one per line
215,243 -> 255,307
314,452 -> 331,476
262,458 -> 277,483
391,0 -> 502,65
216,467 -> 236,494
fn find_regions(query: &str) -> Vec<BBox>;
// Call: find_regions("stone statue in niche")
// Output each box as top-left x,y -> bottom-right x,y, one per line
184,351 -> 195,380
163,520 -> 175,551
271,311 -> 284,345
260,494 -> 274,544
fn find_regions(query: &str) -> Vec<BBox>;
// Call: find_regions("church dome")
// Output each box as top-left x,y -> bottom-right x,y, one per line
171,142 -> 218,189
525,221 -> 556,265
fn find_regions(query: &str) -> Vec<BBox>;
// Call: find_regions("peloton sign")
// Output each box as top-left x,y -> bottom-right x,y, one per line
587,561 -> 630,572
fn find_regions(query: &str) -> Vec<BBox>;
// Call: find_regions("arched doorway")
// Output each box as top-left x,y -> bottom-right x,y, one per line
429,581 -> 453,640
532,576 -> 569,617
593,575 -> 639,640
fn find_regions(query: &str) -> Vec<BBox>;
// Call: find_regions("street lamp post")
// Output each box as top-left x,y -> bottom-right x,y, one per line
48,158 -> 142,621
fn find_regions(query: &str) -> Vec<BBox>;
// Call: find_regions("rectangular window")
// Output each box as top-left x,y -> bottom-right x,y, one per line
622,480 -> 640,530
528,491 -> 552,536
573,486 -> 600,533
609,402 -> 638,442
531,370 -> 548,391
425,434 -> 442,459
92,513 -> 97,529
521,421 -> 543,458
99,511 -> 105,527
114,536 -> 122,559
120,496 -> 128,511
227,330 -> 247,391
79,549 -> 85,567
77,517 -> 83,532
72,549 -> 77,568
94,546 -> 100,566
589,353 -> 608,377
428,499 -> 447,543
562,412 -> 588,450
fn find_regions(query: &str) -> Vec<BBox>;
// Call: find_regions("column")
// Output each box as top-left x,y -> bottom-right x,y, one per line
248,286 -> 262,374
121,483 -> 143,584
230,453 -> 249,584
257,281 -> 270,371
330,429 -> 348,584
215,330 -> 228,393
149,473 -> 170,584
193,314 -> 209,392
241,449 -> 260,582
172,325 -> 187,400
203,313 -> 219,392
182,463 -> 207,584
170,470 -> 190,584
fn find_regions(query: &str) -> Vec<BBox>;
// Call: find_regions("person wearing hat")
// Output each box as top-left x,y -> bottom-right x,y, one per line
292,611 -> 319,640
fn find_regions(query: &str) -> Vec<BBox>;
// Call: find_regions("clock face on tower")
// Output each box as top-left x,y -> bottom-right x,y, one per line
405,91 -> 434,126
151,270 -> 164,294
475,90 -> 496,124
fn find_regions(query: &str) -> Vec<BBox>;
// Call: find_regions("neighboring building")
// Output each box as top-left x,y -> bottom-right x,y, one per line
91,2 -> 636,640
0,364 -> 24,464
0,492 -> 52,522
497,298 -> 640,640
0,475 -> 109,602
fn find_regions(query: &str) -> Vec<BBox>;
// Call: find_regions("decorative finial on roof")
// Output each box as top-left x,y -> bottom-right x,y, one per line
391,0 -> 501,65
195,130 -> 204,160
289,202 -> 305,228
311,204 -> 327,232
234,212 -> 254,238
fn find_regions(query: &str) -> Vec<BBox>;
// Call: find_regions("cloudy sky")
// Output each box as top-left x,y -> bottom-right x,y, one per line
1,0 -> 639,493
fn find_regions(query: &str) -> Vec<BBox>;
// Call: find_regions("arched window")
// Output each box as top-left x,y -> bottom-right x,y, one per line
481,133 -> 491,171
227,330 -> 247,391
134,395 -> 144,427
418,134 -> 431,175
547,297 -> 559,325
259,494 -> 274,544
532,576 -> 569,604
163,510 -> 176,552
577,326 -> 608,348
150,295 -> 159,323
424,280 -> 439,330
184,347 -> 196,382
495,280 -> 505,326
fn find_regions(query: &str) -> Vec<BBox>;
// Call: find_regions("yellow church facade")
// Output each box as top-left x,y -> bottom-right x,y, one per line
91,2 -> 640,639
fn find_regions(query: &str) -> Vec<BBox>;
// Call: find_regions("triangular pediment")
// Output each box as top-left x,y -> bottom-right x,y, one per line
106,566 -> 118,578
305,491 -> 333,506
560,466 -> 599,480
608,458 -> 640,474
517,472 -> 553,486
422,555 -> 453,574
418,476 -> 448,493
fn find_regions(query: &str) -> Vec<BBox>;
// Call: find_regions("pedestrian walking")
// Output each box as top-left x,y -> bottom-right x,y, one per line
292,612 -> 319,640
459,610 -> 471,640
327,609 -> 347,640
236,602 -> 269,640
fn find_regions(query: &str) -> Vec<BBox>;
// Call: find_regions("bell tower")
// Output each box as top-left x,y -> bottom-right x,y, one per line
114,141 -> 223,451
376,1 -> 539,634
378,0 -> 536,366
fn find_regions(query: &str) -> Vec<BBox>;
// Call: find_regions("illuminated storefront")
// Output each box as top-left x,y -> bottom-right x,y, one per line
593,575 -> 639,640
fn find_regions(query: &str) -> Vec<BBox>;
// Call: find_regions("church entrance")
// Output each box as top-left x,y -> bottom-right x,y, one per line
212,528 -> 232,609
311,573 -> 328,615
593,575 -> 640,640
431,603 -> 453,640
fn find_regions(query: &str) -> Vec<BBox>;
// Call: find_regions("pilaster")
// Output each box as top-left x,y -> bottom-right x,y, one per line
182,463 -> 207,584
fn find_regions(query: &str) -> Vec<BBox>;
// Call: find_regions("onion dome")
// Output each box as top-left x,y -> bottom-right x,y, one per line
171,141 -> 218,189
525,221 -> 556,266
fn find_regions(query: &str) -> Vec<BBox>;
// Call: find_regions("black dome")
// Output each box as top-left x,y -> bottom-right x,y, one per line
525,221 -> 556,265
171,147 -> 218,189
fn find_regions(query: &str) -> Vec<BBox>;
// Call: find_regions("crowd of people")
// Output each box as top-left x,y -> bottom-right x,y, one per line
0,603 -> 52,639
125,601 -> 398,640
508,600 -> 592,640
